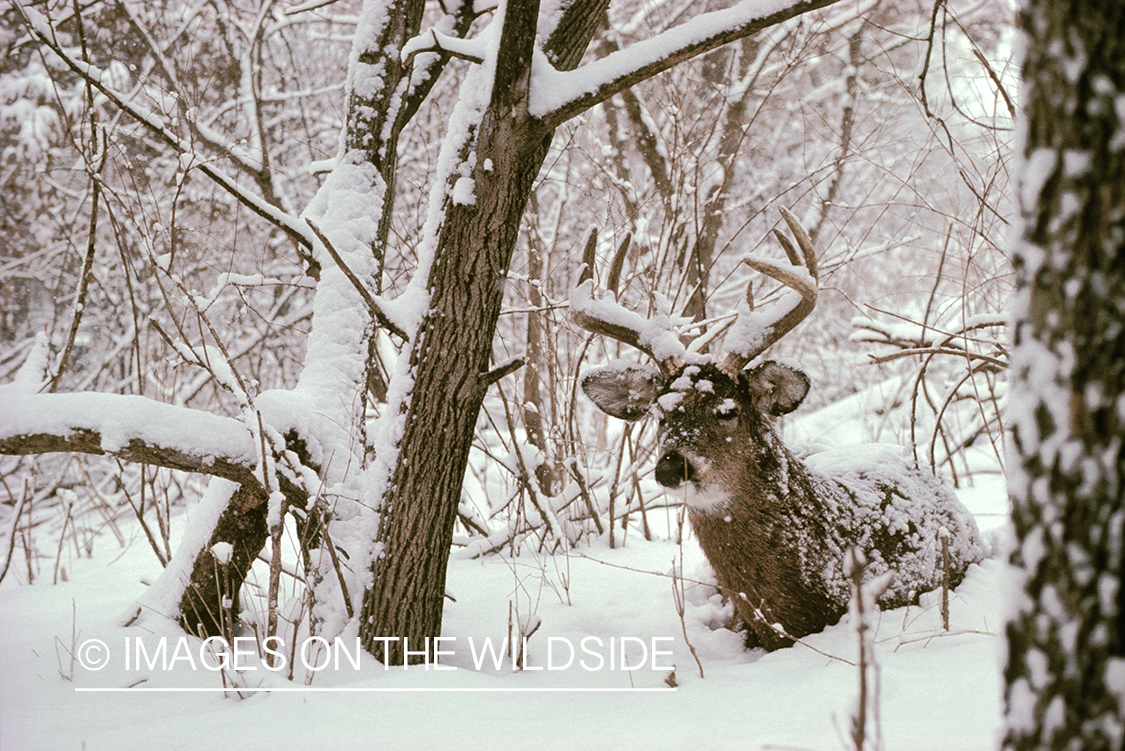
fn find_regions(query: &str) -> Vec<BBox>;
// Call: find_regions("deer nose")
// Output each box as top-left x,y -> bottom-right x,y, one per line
656,449 -> 696,488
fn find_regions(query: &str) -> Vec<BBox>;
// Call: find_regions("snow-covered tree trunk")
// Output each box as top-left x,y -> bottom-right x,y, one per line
169,0 -> 432,640
269,0 -> 424,637
1004,1 -> 1125,748
358,0 -> 607,666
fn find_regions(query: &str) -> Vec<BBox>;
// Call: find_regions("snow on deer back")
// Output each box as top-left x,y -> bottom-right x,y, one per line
574,208 -> 985,650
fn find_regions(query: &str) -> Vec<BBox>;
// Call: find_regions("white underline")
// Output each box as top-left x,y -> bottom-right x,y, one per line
75,686 -> 674,692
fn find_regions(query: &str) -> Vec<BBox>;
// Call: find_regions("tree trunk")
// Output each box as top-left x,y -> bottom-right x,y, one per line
179,483 -> 269,638
359,0 -> 608,664
524,215 -> 559,496
360,3 -> 547,667
1004,2 -> 1125,748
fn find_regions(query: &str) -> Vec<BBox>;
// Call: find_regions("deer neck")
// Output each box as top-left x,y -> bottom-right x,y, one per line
685,427 -> 838,647
686,430 -> 821,555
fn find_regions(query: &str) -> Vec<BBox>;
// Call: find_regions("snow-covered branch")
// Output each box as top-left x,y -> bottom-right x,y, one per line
305,217 -> 409,341
401,27 -> 486,65
530,0 -> 843,128
0,392 -> 302,503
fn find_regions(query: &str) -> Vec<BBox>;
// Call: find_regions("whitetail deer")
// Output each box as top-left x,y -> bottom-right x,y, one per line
575,208 -> 985,650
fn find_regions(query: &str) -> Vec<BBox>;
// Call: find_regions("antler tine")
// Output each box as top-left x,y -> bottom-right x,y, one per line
578,225 -> 598,286
605,232 -> 631,297
778,205 -> 818,278
719,208 -> 819,375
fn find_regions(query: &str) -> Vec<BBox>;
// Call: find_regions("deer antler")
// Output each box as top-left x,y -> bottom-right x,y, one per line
571,208 -> 818,378
570,230 -> 687,376
718,207 -> 818,375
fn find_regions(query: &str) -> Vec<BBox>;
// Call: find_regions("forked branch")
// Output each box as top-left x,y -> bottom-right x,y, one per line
531,0 -> 844,129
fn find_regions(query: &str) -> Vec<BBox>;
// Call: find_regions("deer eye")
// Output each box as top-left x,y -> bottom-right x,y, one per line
715,401 -> 739,421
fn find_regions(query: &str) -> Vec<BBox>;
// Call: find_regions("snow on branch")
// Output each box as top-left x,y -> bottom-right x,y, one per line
530,0 -> 843,128
401,27 -> 487,65
305,217 -> 409,341
851,309 -> 1009,369
0,391 -> 301,502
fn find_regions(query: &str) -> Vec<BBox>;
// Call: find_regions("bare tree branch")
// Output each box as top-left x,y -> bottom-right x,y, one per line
305,218 -> 409,341
14,2 -> 313,250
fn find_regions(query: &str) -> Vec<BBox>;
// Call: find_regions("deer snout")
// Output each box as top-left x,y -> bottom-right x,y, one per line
655,449 -> 696,488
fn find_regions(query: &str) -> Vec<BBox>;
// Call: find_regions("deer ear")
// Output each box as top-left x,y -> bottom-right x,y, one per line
742,361 -> 809,416
581,363 -> 663,421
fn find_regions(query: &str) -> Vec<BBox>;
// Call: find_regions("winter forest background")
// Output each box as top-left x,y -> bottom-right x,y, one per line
0,0 -> 1120,749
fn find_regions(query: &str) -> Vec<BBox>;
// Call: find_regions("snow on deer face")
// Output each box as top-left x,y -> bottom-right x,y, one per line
582,360 -> 810,514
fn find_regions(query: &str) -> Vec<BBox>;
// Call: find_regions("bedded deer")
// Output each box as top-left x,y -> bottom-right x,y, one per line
574,208 -> 985,650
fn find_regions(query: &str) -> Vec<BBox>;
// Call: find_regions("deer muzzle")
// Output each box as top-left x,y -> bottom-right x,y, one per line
655,449 -> 696,488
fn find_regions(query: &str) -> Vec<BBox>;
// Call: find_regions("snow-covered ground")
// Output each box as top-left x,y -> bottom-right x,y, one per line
1,471 -> 1011,751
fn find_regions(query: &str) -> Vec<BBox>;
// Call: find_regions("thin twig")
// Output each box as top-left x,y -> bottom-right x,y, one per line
867,346 -> 1006,369
0,477 -> 31,584
672,531 -> 705,679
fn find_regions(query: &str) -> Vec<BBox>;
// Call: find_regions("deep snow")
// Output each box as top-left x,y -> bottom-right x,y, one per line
0,471 -> 1010,751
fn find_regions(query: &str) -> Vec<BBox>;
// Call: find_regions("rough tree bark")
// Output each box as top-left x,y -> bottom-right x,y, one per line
1004,1 -> 1124,748
359,0 -> 610,665
178,483 -> 269,638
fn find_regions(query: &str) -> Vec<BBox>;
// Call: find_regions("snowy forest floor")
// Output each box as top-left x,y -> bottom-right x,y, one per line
1,470 -> 1011,751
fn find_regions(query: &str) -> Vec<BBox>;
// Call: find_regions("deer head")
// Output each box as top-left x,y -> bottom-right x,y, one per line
575,207 -> 819,516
